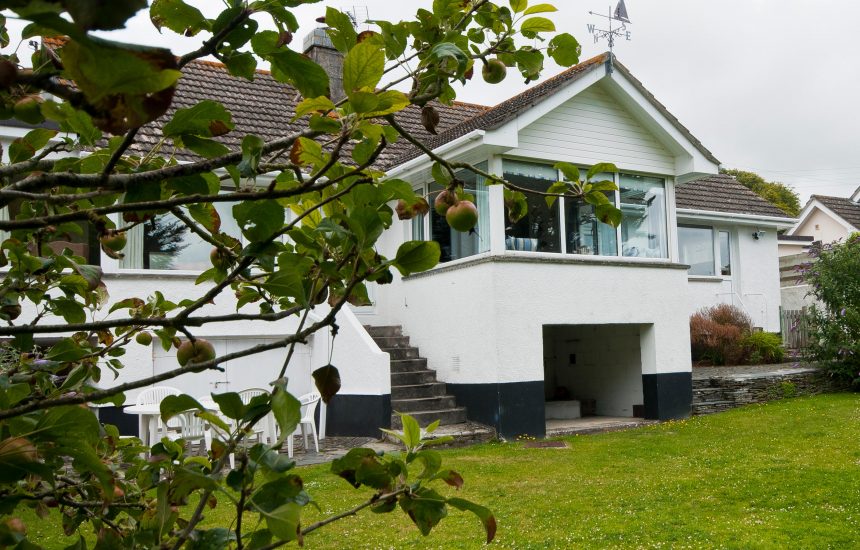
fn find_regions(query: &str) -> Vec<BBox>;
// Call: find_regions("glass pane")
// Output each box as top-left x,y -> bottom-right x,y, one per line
428,167 -> 487,263
143,202 -> 242,270
565,198 -> 618,256
620,174 -> 667,258
678,226 -> 714,276
719,231 -> 731,276
503,161 -> 561,253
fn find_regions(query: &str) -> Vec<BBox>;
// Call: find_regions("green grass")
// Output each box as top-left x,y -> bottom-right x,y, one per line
21,394 -> 860,549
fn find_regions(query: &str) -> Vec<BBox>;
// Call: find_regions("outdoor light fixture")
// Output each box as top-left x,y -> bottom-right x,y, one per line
752,229 -> 766,240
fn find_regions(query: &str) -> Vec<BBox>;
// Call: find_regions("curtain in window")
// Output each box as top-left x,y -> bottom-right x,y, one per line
0,207 -> 8,243
120,223 -> 144,269
475,170 -> 490,254
620,174 -> 667,258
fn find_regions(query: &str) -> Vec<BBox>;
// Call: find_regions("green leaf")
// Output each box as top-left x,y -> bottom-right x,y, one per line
212,392 -> 245,421
237,134 -> 264,176
433,469 -> 465,489
415,449 -> 442,479
447,497 -> 497,543
521,16 -> 556,34
181,135 -> 230,158
545,181 -> 569,208
343,40 -> 385,94
587,162 -> 619,180
46,338 -> 89,362
399,488 -> 447,536
269,48 -> 330,99
64,0 -> 147,31
510,0 -> 528,13
8,128 -> 57,163
188,203 -> 221,233
266,502 -> 301,542
324,7 -> 358,53
34,406 -> 100,446
41,101 -> 102,146
554,162 -> 580,183
429,42 -> 468,76
524,3 -> 557,14
312,364 -> 341,404
163,100 -> 234,138
293,97 -> 336,120
393,241 -> 440,276
400,413 -> 421,450
331,447 -> 380,488
365,90 -> 410,116
271,390 -> 301,442
222,51 -> 257,80
589,180 -> 618,193
51,297 -> 86,324
150,0 -> 209,36
548,33 -> 581,67
431,162 -> 453,186
160,394 -> 204,421
348,90 -> 379,114
187,528 -> 234,550
594,203 -> 623,228
233,199 -> 284,242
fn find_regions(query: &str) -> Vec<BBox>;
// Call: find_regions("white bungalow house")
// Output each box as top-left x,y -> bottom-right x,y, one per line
0,33 -> 795,439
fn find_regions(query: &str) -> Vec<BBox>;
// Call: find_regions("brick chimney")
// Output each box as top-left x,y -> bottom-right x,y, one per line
303,28 -> 345,102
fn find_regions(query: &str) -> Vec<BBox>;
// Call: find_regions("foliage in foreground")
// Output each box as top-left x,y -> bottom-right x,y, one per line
802,234 -> 860,389
0,0 -> 625,547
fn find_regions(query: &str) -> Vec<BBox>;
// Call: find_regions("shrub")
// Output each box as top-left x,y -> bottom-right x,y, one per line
690,305 -> 751,365
742,332 -> 785,364
802,234 -> 860,390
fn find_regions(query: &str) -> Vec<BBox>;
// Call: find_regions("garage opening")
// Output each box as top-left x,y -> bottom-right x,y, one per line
543,324 -> 647,434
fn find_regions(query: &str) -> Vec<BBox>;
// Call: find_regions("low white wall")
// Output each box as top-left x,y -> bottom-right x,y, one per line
392,255 -> 692,388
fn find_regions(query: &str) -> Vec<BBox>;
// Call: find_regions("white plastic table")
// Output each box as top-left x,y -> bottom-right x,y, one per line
123,403 -> 165,447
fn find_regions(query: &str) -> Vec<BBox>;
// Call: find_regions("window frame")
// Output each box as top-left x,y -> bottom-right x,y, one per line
678,224 -> 733,279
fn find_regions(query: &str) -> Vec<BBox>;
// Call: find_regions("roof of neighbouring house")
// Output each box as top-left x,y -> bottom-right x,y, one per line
810,194 -> 860,229
778,234 -> 814,242
675,174 -> 793,218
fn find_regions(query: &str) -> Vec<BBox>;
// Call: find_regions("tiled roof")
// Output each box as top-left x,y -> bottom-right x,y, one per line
675,174 -> 793,218
811,195 -> 860,229
130,60 -> 487,167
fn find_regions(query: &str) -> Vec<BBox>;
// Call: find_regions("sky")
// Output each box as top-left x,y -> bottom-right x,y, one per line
6,0 -> 860,202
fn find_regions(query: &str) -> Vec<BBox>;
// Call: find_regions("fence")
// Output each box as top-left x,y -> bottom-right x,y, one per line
780,307 -> 810,349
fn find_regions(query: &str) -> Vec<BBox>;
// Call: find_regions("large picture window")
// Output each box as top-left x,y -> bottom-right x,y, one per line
415,165 -> 490,263
620,174 -> 667,258
503,161 -> 560,253
678,225 -> 732,277
121,201 -> 242,271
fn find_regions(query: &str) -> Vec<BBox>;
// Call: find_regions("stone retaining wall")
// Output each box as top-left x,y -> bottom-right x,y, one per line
692,368 -> 841,415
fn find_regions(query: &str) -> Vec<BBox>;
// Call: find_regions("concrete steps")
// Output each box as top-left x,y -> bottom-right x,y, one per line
365,325 -> 475,432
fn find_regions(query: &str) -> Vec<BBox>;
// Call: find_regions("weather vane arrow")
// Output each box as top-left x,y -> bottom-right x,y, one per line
588,0 -> 633,55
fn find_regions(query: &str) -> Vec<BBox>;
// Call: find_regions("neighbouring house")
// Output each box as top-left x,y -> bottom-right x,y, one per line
0,31 -> 795,439
778,187 -> 860,310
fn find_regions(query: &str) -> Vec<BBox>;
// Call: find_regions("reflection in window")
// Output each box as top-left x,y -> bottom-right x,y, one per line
426,165 -> 489,263
503,160 -> 560,253
719,231 -> 731,275
125,201 -> 242,270
678,225 -> 715,276
620,174 -> 667,258
565,173 -> 617,256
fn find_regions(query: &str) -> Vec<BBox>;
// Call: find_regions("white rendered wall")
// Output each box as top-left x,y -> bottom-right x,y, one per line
508,82 -> 675,175
794,207 -> 854,243
683,226 -> 782,332
389,257 -> 691,388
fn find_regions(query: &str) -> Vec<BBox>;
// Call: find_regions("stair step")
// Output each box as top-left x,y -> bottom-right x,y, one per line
371,335 -> 411,348
390,358 -> 428,373
391,408 -> 468,428
364,325 -> 402,338
383,347 -> 420,360
391,383 -> 448,400
391,396 -> 457,413
391,370 -> 437,386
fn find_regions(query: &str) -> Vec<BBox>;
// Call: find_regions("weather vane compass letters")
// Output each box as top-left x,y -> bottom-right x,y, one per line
588,0 -> 632,53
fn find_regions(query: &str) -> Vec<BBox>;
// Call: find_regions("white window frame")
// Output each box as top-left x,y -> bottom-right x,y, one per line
679,224 -> 733,280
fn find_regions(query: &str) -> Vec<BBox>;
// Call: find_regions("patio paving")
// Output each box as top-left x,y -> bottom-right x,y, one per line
545,416 -> 657,437
288,436 -> 401,467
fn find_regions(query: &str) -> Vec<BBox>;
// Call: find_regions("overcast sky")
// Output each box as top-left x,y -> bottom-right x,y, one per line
7,1 -> 859,202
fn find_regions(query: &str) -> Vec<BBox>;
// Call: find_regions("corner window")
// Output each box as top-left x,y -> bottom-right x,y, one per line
503,161 -> 560,253
719,231 -> 731,276
678,226 -> 715,276
564,173 -> 617,256
620,174 -> 667,258
416,164 -> 489,263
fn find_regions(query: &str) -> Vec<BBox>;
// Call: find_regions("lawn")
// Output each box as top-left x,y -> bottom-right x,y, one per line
21,393 -> 860,549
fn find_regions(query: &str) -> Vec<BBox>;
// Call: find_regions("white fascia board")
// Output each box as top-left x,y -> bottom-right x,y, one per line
676,208 -> 796,229
851,185 -> 860,202
601,76 -> 720,178
384,129 -> 485,181
787,199 -> 858,235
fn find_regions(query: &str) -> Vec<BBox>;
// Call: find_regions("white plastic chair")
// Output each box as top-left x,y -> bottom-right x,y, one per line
167,412 -> 212,455
135,386 -> 181,441
287,392 -> 321,457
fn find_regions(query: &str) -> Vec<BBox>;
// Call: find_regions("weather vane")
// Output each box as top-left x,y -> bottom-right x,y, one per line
588,0 -> 632,53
